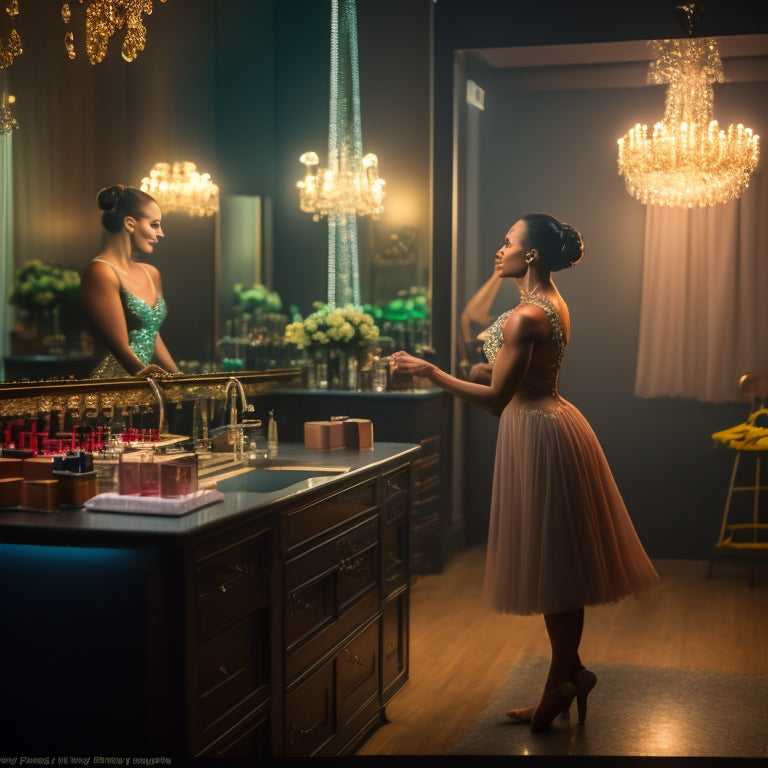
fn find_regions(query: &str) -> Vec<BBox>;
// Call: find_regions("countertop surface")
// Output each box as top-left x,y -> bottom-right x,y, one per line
0,442 -> 420,545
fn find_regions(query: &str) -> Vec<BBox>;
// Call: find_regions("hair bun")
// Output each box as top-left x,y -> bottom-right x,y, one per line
97,184 -> 124,212
560,222 -> 584,268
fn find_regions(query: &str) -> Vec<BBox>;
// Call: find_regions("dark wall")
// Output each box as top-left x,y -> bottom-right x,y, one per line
457,66 -> 768,559
433,0 -> 768,559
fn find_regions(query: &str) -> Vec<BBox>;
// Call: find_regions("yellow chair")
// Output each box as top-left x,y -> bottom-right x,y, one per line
709,372 -> 768,586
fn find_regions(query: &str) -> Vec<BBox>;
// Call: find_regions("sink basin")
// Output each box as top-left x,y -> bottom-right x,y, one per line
215,467 -> 346,493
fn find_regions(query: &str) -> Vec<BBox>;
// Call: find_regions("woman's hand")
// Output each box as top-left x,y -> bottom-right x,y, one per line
136,363 -> 172,378
468,362 -> 493,385
390,351 -> 434,378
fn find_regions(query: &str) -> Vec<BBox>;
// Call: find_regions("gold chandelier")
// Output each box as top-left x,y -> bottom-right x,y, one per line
297,149 -> 385,221
61,0 -> 166,64
617,19 -> 759,207
0,0 -> 22,70
0,93 -> 18,134
140,161 -> 219,218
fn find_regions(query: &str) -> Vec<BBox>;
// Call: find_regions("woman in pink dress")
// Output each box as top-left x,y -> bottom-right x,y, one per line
391,212 -> 659,732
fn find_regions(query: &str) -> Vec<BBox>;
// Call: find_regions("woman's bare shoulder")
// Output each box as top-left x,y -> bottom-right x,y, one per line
504,301 -> 551,342
82,258 -> 119,282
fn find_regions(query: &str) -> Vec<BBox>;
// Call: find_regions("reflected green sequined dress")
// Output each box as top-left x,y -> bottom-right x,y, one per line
90,271 -> 168,379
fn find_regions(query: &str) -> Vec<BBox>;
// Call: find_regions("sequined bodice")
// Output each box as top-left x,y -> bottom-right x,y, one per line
122,290 -> 168,362
89,261 -> 167,378
482,293 -> 566,397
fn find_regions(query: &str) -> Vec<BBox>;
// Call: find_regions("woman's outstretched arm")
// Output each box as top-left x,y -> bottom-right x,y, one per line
392,306 -> 541,416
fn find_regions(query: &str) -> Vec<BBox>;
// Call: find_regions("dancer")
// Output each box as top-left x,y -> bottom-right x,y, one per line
391,213 -> 659,732
81,185 -> 179,378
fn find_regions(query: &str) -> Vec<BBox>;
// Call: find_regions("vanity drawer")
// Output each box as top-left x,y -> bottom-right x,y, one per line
381,511 -> 408,597
381,591 -> 409,701
195,531 -> 271,640
382,464 -> 410,499
284,514 -> 380,681
284,617 -> 379,757
283,478 -> 378,550
413,451 -> 439,483
194,610 -> 270,746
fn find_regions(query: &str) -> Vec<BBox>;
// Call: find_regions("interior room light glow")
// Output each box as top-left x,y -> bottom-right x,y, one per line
140,161 -> 220,218
617,35 -> 760,208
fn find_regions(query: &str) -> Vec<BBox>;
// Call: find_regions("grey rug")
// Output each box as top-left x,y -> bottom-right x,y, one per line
449,655 -> 768,758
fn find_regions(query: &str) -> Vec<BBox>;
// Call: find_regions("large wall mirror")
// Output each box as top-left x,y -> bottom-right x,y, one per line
1,0 -> 433,384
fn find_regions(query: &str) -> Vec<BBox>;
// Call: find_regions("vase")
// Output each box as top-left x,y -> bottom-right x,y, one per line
314,349 -> 329,390
309,347 -> 365,391
327,348 -> 342,390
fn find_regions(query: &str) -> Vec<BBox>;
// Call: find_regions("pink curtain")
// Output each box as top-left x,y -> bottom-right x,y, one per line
634,172 -> 768,403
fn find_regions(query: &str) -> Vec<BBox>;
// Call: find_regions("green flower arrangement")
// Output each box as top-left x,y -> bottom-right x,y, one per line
9,260 -> 81,311
284,302 -> 380,351
232,282 -> 283,316
365,286 -> 430,323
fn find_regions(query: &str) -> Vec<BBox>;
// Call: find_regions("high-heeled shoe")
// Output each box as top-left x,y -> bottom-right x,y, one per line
530,681 -> 577,733
573,668 -> 597,724
505,705 -> 535,722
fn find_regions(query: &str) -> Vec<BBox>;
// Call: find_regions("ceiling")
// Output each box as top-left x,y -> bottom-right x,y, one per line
461,34 -> 768,90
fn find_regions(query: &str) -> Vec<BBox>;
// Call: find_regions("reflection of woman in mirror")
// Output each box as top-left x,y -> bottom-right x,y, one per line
81,185 -> 179,378
392,213 -> 658,732
459,271 -> 503,384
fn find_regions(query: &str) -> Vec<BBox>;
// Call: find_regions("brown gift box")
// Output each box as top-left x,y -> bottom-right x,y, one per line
22,456 -> 55,480
304,421 -> 346,451
0,477 -> 23,507
304,419 -> 374,451
54,471 -> 99,506
22,479 -> 60,511
341,419 -> 374,449
0,457 -> 24,478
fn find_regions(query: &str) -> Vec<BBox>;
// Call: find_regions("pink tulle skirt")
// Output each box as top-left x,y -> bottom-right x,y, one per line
483,394 -> 659,615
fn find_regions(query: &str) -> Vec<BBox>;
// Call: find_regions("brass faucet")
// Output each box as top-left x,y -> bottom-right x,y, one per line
224,377 -> 254,459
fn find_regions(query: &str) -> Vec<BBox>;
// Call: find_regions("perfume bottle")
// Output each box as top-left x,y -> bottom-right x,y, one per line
267,410 -> 278,457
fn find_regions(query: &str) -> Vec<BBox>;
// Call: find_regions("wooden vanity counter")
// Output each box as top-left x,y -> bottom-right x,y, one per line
0,441 -> 419,759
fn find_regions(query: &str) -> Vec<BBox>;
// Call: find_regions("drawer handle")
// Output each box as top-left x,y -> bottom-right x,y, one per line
337,538 -> 370,576
217,562 -> 248,593
290,716 -> 322,742
288,591 -> 323,618
386,478 -> 403,494
343,647 -> 369,670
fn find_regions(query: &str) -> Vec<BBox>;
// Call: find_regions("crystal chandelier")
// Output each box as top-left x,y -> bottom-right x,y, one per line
297,0 -> 384,309
61,0 -> 166,64
0,0 -> 22,70
140,161 -> 219,218
617,11 -> 760,207
298,149 -> 384,221
0,93 -> 18,134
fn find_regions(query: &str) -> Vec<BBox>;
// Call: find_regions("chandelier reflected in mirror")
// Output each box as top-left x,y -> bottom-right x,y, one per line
61,0 -> 167,64
0,93 -> 18,134
297,0 -> 384,309
140,162 -> 219,218
298,149 -> 384,221
0,0 -> 22,70
617,34 -> 760,208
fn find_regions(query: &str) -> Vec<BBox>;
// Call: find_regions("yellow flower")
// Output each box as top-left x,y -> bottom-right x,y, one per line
283,303 -> 380,350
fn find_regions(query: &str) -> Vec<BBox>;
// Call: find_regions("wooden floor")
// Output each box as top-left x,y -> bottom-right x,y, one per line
357,545 -> 768,756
